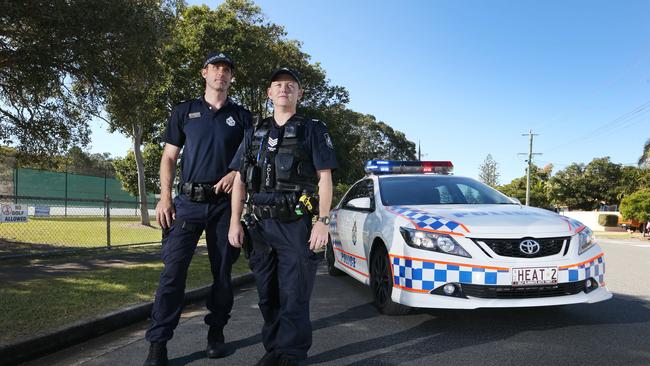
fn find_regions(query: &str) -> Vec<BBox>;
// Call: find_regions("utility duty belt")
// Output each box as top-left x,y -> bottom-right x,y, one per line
179,182 -> 221,203
252,205 -> 298,221
248,192 -> 318,222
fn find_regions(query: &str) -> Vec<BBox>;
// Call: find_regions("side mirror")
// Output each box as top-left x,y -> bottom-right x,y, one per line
347,197 -> 372,210
510,197 -> 522,205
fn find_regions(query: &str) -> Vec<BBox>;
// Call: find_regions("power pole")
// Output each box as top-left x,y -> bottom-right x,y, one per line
518,130 -> 542,206
418,140 -> 421,161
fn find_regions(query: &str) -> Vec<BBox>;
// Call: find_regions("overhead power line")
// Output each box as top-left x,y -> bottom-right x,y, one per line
546,99 -> 650,152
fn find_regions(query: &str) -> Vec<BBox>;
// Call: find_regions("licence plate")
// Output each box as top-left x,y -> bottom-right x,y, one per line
511,267 -> 558,286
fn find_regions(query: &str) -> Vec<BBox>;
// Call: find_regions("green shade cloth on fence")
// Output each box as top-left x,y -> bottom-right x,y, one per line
14,168 -> 157,208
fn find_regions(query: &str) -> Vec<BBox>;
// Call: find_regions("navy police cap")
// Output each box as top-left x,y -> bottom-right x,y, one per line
270,67 -> 301,87
203,52 -> 234,69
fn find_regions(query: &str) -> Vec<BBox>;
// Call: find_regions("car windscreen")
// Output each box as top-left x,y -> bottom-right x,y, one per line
379,176 -> 514,206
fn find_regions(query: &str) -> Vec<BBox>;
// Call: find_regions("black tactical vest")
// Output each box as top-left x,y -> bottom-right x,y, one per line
242,116 -> 318,194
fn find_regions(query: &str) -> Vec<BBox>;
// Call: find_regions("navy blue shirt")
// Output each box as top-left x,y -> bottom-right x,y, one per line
164,97 -> 252,185
229,114 -> 338,173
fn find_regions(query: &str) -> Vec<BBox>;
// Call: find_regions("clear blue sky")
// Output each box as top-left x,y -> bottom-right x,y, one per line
90,0 -> 650,182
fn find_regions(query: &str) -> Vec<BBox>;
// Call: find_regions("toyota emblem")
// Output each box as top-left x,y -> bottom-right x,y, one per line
519,239 -> 541,255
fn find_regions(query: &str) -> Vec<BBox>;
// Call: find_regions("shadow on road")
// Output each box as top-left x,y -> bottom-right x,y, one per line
308,293 -> 650,365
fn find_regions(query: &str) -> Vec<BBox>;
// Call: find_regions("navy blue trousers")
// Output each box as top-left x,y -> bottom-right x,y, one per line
248,216 -> 320,360
146,194 -> 239,343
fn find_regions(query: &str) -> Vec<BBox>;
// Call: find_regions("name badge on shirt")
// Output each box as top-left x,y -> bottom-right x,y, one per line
188,112 -> 201,119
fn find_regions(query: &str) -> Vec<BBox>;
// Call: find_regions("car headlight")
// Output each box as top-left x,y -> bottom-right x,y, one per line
578,227 -> 596,254
399,227 -> 471,258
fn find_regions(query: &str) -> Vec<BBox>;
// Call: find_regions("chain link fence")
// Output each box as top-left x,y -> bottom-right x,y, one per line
0,195 -> 163,258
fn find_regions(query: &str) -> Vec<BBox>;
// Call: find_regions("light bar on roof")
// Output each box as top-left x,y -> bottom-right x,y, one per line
364,160 -> 454,175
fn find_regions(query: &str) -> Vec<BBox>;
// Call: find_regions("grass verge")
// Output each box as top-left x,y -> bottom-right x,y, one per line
0,246 -> 249,343
594,231 -> 649,240
0,217 -> 206,256
0,217 -> 163,249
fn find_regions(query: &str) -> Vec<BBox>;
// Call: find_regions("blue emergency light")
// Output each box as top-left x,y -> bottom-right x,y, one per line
364,160 -> 454,175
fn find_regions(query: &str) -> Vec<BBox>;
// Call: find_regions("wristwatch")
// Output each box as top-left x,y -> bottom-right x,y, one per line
316,216 -> 331,225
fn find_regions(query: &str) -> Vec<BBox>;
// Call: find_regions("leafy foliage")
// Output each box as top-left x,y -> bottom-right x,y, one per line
112,143 -> 164,196
1,0 -> 173,156
497,164 -> 552,208
639,138 -> 650,169
547,157 -> 626,210
620,189 -> 650,222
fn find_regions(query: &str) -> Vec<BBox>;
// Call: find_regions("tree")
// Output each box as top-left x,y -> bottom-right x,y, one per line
639,138 -> 650,169
547,163 -> 592,210
2,0 -> 176,224
548,157 -> 623,210
478,154 -> 500,187
620,189 -> 650,223
0,0 -> 173,157
112,143 -> 164,197
498,164 -> 552,208
583,157 -> 622,206
100,2 -> 175,224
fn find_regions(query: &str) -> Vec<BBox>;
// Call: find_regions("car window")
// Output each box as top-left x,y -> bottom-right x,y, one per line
458,184 -> 482,204
379,176 -> 512,206
436,185 -> 454,204
341,179 -> 374,210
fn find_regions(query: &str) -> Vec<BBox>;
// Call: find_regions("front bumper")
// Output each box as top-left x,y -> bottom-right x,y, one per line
388,248 -> 613,309
392,285 -> 612,309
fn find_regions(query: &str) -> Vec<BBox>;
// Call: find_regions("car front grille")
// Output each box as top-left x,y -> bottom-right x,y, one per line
460,281 -> 586,299
472,237 -> 569,258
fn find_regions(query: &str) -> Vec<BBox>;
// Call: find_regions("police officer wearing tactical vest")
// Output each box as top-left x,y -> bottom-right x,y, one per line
229,68 -> 337,366
144,52 -> 252,366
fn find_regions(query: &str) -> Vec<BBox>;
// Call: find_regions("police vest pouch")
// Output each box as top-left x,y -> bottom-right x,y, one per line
275,153 -> 294,181
245,165 -> 261,193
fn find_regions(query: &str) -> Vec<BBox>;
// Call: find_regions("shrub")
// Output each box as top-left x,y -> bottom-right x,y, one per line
598,214 -> 618,227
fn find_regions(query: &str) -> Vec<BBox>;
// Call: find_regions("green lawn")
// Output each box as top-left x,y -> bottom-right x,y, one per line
0,247 -> 250,343
0,216 -> 205,255
594,231 -> 649,240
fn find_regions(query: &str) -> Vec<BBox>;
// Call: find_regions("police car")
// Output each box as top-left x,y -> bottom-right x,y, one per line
326,160 -> 612,315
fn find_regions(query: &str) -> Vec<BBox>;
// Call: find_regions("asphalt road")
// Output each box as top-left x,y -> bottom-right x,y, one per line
23,238 -> 650,366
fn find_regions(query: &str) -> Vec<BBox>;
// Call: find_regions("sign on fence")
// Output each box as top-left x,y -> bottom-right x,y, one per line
34,205 -> 51,217
0,204 -> 29,223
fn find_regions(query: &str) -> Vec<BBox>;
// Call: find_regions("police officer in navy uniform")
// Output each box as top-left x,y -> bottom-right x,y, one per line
144,52 -> 252,366
228,68 -> 337,366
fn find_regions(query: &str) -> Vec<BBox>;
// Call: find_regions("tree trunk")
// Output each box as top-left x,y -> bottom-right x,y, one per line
133,124 -> 150,226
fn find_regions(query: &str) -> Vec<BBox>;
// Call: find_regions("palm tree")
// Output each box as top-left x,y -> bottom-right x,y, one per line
639,138 -> 650,168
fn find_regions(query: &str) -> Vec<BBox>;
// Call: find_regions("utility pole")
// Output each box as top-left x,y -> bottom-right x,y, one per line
518,130 -> 542,206
418,140 -> 421,161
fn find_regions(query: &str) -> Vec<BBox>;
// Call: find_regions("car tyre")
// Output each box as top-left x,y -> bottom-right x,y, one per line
370,245 -> 411,315
326,237 -> 345,276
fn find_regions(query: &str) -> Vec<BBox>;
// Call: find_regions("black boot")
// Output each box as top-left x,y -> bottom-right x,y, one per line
255,351 -> 278,366
206,326 -> 227,359
143,342 -> 168,366
277,354 -> 299,366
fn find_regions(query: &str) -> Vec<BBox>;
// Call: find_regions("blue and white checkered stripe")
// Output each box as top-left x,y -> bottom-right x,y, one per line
560,255 -> 605,285
391,256 -> 509,292
391,254 -> 606,293
389,206 -> 468,234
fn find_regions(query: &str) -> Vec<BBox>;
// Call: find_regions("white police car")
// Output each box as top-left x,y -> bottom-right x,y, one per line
326,160 -> 612,315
